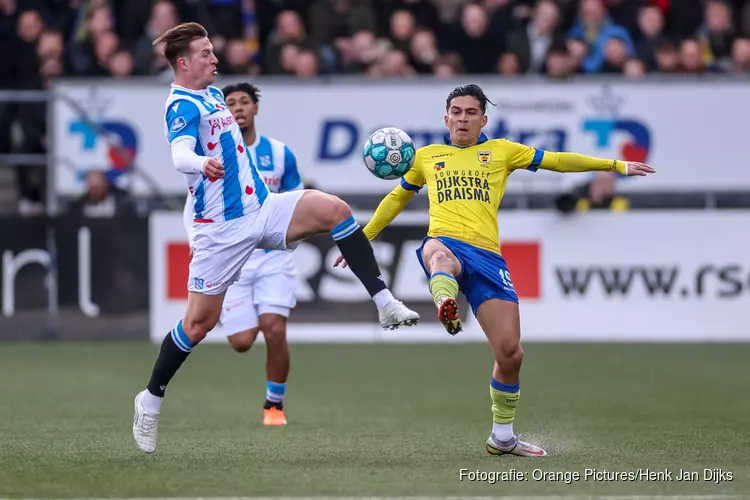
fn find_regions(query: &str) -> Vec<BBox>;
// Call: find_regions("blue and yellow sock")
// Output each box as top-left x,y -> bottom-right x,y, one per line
429,272 -> 458,308
265,381 -> 286,409
490,377 -> 520,442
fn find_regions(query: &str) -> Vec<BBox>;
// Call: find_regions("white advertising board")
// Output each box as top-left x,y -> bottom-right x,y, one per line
53,78 -> 750,197
149,210 -> 750,343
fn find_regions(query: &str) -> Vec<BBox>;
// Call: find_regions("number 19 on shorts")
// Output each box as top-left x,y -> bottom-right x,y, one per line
499,269 -> 516,292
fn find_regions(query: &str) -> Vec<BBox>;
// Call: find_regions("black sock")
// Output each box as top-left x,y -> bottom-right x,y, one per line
330,216 -> 387,297
146,320 -> 194,397
264,400 -> 283,410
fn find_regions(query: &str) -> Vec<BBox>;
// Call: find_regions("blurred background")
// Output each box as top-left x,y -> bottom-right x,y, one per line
2,2 -> 750,496
0,0 -> 749,342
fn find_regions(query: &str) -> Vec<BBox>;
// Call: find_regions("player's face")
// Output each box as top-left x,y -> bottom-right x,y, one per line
225,91 -> 257,131
182,37 -> 218,86
445,96 -> 488,146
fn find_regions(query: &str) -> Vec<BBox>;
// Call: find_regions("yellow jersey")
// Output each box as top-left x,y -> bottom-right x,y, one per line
364,133 -> 626,255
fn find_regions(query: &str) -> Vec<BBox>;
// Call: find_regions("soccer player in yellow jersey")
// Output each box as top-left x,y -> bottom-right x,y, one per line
335,84 -> 655,457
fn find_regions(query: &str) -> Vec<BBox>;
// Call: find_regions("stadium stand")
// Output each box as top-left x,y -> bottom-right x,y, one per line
2,0 -> 750,215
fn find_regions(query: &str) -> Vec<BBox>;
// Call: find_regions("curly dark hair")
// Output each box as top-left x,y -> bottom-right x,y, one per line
221,82 -> 260,103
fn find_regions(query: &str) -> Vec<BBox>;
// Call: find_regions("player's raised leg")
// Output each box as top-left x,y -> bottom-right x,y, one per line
419,238 -> 463,335
477,299 -> 546,457
134,290 -> 225,453
286,190 -> 419,329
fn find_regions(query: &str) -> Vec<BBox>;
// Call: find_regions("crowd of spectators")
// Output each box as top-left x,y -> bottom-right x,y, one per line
2,0 -> 750,214
3,0 -> 750,86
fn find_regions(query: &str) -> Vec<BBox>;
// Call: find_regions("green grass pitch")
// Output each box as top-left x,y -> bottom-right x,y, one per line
0,342 -> 748,498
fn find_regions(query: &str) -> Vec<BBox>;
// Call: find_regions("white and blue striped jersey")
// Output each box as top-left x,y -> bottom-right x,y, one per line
164,83 -> 269,222
247,134 -> 304,194
183,133 -> 303,276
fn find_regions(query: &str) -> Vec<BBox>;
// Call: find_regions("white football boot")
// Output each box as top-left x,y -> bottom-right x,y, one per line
486,434 -> 547,457
378,300 -> 420,330
132,390 -> 160,454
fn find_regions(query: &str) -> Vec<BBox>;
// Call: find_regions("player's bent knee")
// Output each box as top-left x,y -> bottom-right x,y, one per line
324,195 -> 352,229
430,250 -> 460,276
431,250 -> 450,266
497,342 -> 523,366
227,329 -> 258,352
260,318 -> 287,347
182,316 -> 217,344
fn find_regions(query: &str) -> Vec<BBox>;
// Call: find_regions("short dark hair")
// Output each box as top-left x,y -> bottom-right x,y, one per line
446,84 -> 495,114
153,22 -> 208,67
221,82 -> 260,103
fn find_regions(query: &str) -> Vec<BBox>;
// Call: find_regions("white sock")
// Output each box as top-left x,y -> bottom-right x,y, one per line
492,422 -> 514,442
373,289 -> 395,309
142,389 -> 163,413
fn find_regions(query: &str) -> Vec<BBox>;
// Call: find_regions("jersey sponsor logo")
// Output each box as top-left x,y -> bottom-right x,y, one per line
263,175 -> 281,188
477,151 -> 492,163
208,115 -> 236,136
435,169 -> 492,204
171,116 -> 187,133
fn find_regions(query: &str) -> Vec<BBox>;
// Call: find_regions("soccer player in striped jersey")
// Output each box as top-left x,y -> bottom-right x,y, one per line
336,84 -> 655,457
182,82 -> 302,427
133,23 -> 419,454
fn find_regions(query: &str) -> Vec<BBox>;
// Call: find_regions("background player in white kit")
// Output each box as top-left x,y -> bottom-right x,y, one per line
133,22 -> 419,454
182,82 -> 300,428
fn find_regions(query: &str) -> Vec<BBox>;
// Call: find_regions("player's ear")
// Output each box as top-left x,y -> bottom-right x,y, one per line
481,115 -> 488,127
444,114 -> 449,127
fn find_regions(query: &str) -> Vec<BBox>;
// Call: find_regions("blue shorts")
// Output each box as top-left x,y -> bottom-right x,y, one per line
416,236 -> 519,315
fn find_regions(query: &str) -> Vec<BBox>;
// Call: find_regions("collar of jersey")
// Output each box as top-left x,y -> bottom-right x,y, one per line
170,83 -> 209,95
443,132 -> 489,148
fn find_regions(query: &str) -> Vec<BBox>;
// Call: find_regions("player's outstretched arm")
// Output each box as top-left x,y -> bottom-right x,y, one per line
363,185 -> 415,239
333,185 -> 414,268
536,151 -> 655,176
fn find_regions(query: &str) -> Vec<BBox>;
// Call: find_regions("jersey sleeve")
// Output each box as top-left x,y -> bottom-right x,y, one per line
399,148 -> 425,192
363,185 -> 415,241
280,145 -> 304,192
503,140 -> 546,172
165,99 -> 200,144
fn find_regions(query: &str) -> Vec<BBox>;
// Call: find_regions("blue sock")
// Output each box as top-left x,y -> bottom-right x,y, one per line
330,215 -> 360,241
266,381 -> 286,406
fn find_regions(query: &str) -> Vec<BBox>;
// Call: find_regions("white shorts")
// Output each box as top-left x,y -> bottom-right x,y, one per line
188,190 -> 305,295
220,272 -> 297,335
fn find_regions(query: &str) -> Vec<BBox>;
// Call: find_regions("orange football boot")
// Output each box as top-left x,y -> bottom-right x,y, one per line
263,407 -> 287,426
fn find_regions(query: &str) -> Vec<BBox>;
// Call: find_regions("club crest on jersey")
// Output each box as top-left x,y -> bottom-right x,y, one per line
193,277 -> 204,290
171,116 -> 187,132
434,161 -> 445,171
477,151 -> 492,163
259,155 -> 272,168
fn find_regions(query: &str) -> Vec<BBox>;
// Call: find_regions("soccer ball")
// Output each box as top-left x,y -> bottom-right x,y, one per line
363,127 -> 416,180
